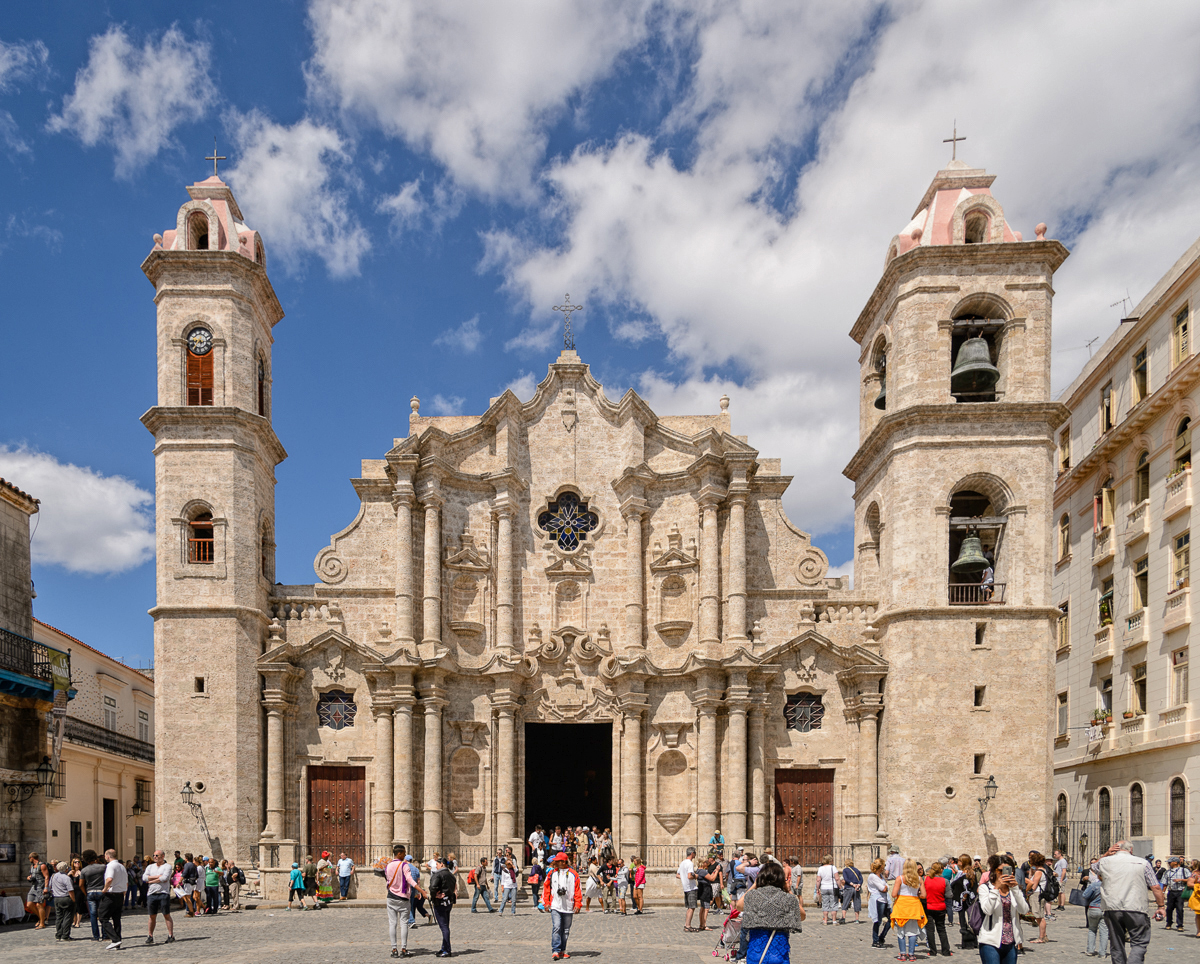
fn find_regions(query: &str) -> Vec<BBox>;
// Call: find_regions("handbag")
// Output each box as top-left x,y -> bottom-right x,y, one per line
1068,888 -> 1086,907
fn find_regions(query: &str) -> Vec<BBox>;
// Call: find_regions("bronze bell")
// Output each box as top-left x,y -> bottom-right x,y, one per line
873,379 -> 887,410
951,533 -> 990,574
950,336 -> 1000,397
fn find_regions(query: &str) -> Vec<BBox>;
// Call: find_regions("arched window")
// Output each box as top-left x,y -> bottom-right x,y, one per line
964,212 -> 989,244
188,511 -> 214,564
1170,778 -> 1186,853
1058,514 -> 1071,560
260,523 -> 273,581
949,488 -> 1002,604
255,238 -> 265,266
1175,418 -> 1191,471
1135,451 -> 1150,503
1098,787 -> 1112,851
950,312 -> 1002,403
1053,793 -> 1069,853
872,340 -> 887,411
188,211 -> 210,251
185,327 -> 214,406
257,357 -> 266,417
1129,783 -> 1144,836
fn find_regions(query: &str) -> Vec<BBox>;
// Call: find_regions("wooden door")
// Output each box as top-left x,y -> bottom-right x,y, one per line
773,768 -> 833,864
307,765 -> 366,861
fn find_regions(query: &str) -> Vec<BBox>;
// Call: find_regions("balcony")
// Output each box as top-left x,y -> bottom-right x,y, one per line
1164,467 -> 1192,521
1092,528 -> 1115,566
63,716 -> 155,764
1124,500 -> 1150,544
1092,625 -> 1115,661
1163,587 -> 1191,633
0,627 -> 70,700
1123,610 -> 1149,648
948,583 -> 1006,605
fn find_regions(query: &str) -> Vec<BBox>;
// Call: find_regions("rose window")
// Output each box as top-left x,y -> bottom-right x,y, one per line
538,491 -> 599,552
317,690 -> 357,730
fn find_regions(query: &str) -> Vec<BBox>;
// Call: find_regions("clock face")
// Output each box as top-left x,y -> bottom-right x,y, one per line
187,327 -> 213,355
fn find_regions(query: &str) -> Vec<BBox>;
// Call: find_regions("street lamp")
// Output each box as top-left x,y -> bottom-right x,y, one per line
180,781 -> 203,819
978,774 -> 999,814
4,756 -> 54,811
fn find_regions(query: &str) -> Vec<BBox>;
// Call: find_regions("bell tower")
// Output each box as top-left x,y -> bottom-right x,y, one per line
141,172 -> 286,860
844,156 -> 1069,855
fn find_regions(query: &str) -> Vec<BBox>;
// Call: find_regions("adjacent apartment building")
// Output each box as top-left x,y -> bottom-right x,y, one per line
1052,235 -> 1200,862
34,619 -> 155,860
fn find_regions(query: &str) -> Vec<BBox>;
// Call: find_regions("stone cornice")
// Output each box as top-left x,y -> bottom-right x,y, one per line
869,605 -> 1060,628
140,405 -> 288,467
141,249 -> 284,327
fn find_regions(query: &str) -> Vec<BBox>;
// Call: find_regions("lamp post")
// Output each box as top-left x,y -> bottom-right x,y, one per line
4,756 -> 54,811
978,774 -> 999,819
181,781 -> 203,819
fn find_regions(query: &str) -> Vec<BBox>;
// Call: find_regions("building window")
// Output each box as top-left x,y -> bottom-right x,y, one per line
1099,576 -> 1114,626
1101,676 -> 1113,713
973,753 -> 985,774
1175,417 -> 1191,471
317,690 -> 358,730
1173,648 -> 1189,706
1135,451 -> 1150,503
1058,429 -> 1071,474
135,779 -> 151,812
187,210 -> 210,251
1130,783 -> 1144,837
48,759 -> 66,800
1133,556 -> 1148,611
103,695 -> 117,731
1169,778 -> 1186,853
1057,692 -> 1068,736
1057,602 -> 1070,650
1132,663 -> 1147,716
1173,305 -> 1189,367
185,327 -> 214,406
537,491 -> 599,552
1101,381 -> 1114,432
1099,787 -> 1113,850
1058,514 -> 1071,560
1173,532 -> 1189,592
188,511 -> 215,564
137,709 -> 150,743
257,357 -> 266,417
135,826 -> 144,857
1093,482 -> 1115,534
964,211 -> 989,244
1132,346 -> 1148,404
1054,793 -> 1069,853
784,692 -> 824,732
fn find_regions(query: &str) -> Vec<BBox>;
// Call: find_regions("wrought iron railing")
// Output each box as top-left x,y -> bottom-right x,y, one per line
949,583 -> 1006,604
1050,817 -> 1126,870
301,842 -> 495,869
63,716 -> 155,764
0,626 -> 56,682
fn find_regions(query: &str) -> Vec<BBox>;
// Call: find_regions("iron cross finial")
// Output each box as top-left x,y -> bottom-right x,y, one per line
205,137 -> 226,177
553,294 -> 583,351
943,122 -> 966,161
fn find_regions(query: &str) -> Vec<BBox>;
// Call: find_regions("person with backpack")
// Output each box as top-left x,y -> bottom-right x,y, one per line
226,859 -> 246,912
838,858 -> 863,923
384,845 -> 425,958
1023,851 -> 1051,943
469,857 -> 495,913
974,855 -> 1029,964
429,857 -> 458,957
950,852 -> 978,950
544,852 -> 583,960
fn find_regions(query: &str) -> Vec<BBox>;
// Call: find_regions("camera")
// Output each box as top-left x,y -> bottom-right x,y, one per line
557,886 -> 568,897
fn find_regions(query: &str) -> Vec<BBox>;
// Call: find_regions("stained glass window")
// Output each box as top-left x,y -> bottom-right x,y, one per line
317,690 -> 357,730
538,491 -> 599,552
784,692 -> 824,732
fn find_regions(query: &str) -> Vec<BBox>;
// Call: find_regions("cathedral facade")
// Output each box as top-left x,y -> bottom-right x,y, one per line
145,161 -> 1065,896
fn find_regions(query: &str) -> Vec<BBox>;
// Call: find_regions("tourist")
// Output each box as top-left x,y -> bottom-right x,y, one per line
696,855 -> 717,929
1023,851 -> 1049,943
385,845 -> 424,959
408,855 -> 432,926
335,851 -> 354,900
124,858 -> 139,909
710,829 -> 726,858
67,856 -> 87,928
1052,850 -> 1069,912
143,850 -> 176,945
545,851 -> 582,960
529,825 -> 545,862
470,857 -> 495,912
498,855 -> 520,916
922,859 -> 951,956
815,854 -> 839,925
867,857 -> 890,947
493,848 -> 505,904
730,847 -> 749,901
99,847 -> 128,950
884,845 -> 903,887
203,858 -> 221,914
180,852 -> 200,916
632,856 -> 646,914
678,845 -> 700,931
977,855 -> 1028,964
1187,860 -> 1200,936
584,856 -> 604,912
1097,840 -> 1165,964
1079,868 -> 1108,957
888,858 -> 926,961
838,857 -> 863,923
227,859 -> 245,912
288,862 -> 308,910
599,855 -> 616,910
737,860 -> 805,964
81,850 -> 106,939
302,853 -> 318,908
50,859 -> 75,941
616,857 -> 631,916
950,851 -> 978,950
530,856 -> 545,911
429,852 -> 458,957
1164,856 -> 1188,930
788,856 -> 803,899
27,852 -> 50,929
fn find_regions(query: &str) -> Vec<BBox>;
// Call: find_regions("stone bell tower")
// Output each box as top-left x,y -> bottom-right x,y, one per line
844,157 -> 1069,856
141,173 -> 285,861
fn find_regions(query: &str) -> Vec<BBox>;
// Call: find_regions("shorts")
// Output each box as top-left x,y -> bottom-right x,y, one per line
290,887 -> 306,902
684,890 -> 698,909
821,891 -> 838,912
148,894 -> 171,916
617,884 -> 628,899
305,878 -> 317,895
182,882 -> 196,895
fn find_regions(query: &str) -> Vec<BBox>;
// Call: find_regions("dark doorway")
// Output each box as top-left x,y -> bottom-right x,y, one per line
524,723 -> 611,841
70,821 -> 82,855
103,798 -> 116,853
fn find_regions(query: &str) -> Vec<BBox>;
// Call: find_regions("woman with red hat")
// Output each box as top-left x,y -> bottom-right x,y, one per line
543,853 -> 582,960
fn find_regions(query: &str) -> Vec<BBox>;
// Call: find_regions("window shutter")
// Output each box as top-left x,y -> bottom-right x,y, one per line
1101,487 -> 1115,529
1093,495 -> 1101,535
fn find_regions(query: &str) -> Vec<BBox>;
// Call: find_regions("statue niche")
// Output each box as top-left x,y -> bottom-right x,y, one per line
650,524 -> 697,643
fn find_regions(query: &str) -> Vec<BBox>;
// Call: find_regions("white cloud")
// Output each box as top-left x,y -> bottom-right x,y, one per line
433,315 -> 482,353
0,446 -> 154,576
0,37 -> 48,91
306,0 -> 655,198
502,371 -> 539,401
428,393 -> 466,416
378,178 -> 424,232
224,110 -> 370,277
826,560 -> 853,589
47,25 -> 215,177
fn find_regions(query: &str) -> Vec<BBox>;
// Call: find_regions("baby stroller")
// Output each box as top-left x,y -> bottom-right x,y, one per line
713,907 -> 742,960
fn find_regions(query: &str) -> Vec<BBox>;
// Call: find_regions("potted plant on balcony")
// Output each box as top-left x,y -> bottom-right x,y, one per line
1122,710 -> 1135,720
1091,709 -> 1105,726
1105,711 -> 1113,723
1099,599 -> 1113,626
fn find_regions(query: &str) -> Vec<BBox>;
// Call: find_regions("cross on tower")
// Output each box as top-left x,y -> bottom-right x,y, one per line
205,137 -> 226,178
943,122 -> 966,161
553,294 -> 583,350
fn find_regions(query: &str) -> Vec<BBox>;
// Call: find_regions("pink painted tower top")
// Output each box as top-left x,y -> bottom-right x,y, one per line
152,175 -> 266,268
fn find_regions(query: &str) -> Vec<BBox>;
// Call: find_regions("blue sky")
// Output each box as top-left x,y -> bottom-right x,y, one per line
4,1 -> 1200,665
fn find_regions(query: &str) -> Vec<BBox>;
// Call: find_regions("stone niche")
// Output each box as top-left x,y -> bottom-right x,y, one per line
649,524 -> 698,644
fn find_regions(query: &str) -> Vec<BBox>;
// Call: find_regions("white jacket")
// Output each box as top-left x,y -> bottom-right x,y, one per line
976,883 -> 1029,948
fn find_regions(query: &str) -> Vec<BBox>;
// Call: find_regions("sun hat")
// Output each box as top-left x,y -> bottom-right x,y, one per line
889,845 -> 900,854
292,862 -> 299,869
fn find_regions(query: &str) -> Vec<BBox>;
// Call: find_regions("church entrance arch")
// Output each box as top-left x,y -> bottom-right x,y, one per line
524,723 -> 612,846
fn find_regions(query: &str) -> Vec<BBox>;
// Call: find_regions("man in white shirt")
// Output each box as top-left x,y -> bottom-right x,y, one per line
142,850 -> 175,945
338,852 -> 355,900
544,852 -> 582,960
1098,841 -> 1165,964
678,846 -> 699,931
1052,850 -> 1069,911
99,848 -> 128,949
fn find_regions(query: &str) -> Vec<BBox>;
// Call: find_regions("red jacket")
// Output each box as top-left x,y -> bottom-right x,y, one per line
543,866 -> 583,913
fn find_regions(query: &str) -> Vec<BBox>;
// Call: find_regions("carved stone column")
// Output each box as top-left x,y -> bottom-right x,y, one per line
696,693 -> 720,847
698,496 -> 721,647
373,701 -> 394,847
494,500 -> 515,654
394,484 -> 416,647
421,679 -> 447,847
263,706 -> 286,838
623,505 -> 647,651
421,492 -> 443,651
393,674 -> 415,845
726,490 -> 748,643
493,694 -> 518,844
748,703 -> 767,846
620,698 -> 647,849
725,671 -> 750,843
858,705 -> 881,839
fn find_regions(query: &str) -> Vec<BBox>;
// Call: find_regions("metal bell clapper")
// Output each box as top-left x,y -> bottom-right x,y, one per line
950,336 -> 1000,397
951,532 -> 990,574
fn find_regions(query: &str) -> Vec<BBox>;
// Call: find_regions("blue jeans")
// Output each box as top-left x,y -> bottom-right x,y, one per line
978,941 -> 1018,964
205,885 -> 220,913
498,886 -> 517,915
87,892 -> 102,939
340,875 -> 351,898
472,885 -> 494,911
551,909 -> 574,954
872,898 -> 891,943
1087,907 -> 1109,956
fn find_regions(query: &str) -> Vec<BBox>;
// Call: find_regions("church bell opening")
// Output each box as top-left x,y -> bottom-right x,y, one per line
524,722 -> 612,841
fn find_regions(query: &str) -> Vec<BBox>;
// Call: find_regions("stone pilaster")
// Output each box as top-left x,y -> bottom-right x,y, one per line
695,678 -> 721,847
392,464 -> 418,649
748,702 -> 767,846
392,672 -> 415,846
698,494 -> 721,649
493,498 -> 515,654
372,699 -> 395,848
726,488 -> 749,644
724,670 -> 750,843
491,685 -> 519,846
263,705 -> 287,838
619,695 -> 648,850
420,487 -> 444,654
420,675 -> 447,847
622,503 -> 647,651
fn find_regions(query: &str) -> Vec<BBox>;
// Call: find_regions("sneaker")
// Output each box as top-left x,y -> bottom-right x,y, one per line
165,937 -> 175,944
562,955 -> 571,960
391,949 -> 399,958
106,942 -> 122,950
553,954 -> 561,960
145,937 -> 155,945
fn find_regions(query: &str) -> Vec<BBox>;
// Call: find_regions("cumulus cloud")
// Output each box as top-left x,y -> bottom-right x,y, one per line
306,0 -> 655,198
47,25 -> 215,177
0,37 -> 48,91
501,371 -> 539,401
433,315 -> 482,353
0,447 -> 154,575
428,393 -> 466,415
224,110 -> 370,277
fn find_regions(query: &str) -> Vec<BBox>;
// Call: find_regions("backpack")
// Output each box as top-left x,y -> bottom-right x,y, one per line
967,887 -> 994,936
467,868 -> 477,886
